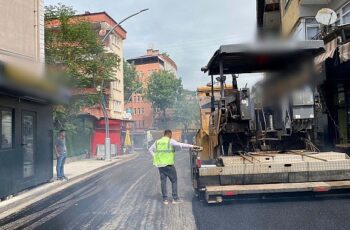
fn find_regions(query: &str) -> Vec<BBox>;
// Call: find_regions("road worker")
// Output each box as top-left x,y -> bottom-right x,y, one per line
149,130 -> 202,204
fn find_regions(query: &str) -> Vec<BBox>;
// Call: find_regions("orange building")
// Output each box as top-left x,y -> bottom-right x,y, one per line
125,49 -> 177,148
126,49 -> 177,130
46,12 -> 128,156
46,11 -> 127,120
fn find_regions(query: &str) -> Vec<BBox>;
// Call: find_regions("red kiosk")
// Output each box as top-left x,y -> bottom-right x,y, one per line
90,119 -> 122,157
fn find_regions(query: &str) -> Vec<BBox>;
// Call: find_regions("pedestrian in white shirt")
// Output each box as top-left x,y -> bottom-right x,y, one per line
149,130 -> 202,204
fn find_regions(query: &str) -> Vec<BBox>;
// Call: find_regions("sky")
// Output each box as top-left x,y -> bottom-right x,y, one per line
45,0 -> 263,90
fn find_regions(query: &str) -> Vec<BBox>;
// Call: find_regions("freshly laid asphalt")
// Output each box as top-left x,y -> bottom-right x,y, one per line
1,151 -> 350,230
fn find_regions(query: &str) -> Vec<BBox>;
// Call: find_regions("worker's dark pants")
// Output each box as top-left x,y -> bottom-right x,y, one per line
158,165 -> 178,200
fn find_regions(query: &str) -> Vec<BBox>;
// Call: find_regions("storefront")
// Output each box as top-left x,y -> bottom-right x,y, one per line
0,63 -> 63,199
315,24 -> 350,151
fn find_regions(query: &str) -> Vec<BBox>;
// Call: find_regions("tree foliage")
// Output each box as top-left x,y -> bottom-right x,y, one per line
45,4 -> 120,132
123,61 -> 142,102
173,90 -> 200,130
146,71 -> 182,112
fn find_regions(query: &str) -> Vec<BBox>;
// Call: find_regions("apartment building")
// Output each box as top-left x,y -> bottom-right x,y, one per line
46,11 -> 127,156
126,48 -> 178,131
126,49 -> 178,148
258,0 -> 350,39
257,0 -> 350,150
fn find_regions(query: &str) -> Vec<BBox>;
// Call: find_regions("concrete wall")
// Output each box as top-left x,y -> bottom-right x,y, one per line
0,0 -> 44,74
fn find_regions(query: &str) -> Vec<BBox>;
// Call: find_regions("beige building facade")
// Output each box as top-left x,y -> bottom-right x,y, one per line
75,12 -> 127,120
0,0 -> 45,73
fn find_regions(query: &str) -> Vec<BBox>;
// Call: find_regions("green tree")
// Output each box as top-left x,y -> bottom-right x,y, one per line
146,71 -> 183,128
45,4 -> 120,132
123,61 -> 142,103
173,90 -> 200,130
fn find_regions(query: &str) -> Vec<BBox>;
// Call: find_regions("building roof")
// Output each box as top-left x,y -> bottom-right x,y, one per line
45,11 -> 127,40
127,55 -> 164,66
127,53 -> 177,70
76,11 -> 127,39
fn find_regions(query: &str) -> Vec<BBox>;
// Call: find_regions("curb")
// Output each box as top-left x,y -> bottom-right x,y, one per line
0,153 -> 138,219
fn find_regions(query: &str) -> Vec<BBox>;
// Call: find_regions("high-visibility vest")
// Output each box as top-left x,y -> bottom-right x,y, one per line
153,136 -> 175,166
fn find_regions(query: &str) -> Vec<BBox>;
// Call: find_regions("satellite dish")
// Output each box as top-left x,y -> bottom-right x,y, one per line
99,29 -> 107,37
316,8 -> 337,25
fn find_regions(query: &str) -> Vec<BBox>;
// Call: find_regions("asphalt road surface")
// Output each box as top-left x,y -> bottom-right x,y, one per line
1,151 -> 350,230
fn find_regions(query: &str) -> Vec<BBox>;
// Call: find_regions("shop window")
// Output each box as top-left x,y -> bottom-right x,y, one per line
1,109 -> 13,149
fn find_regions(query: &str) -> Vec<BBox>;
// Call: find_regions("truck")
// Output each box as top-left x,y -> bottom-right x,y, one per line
191,40 -> 350,203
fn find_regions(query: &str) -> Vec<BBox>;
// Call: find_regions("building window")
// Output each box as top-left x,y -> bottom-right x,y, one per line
114,79 -> 121,90
342,2 -> 350,24
305,18 -> 319,40
335,12 -> 341,26
114,101 -> 122,113
141,108 -> 144,114
138,108 -> 141,114
1,109 -> 13,149
134,108 -> 137,115
111,34 -> 121,48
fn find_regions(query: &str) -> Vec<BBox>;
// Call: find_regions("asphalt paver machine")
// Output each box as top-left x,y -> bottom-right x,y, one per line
191,40 -> 350,203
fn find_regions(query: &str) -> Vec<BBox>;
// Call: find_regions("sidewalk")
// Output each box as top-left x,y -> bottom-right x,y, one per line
0,153 -> 138,219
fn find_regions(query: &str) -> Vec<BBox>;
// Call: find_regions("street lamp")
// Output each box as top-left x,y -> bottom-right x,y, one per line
98,9 -> 149,161
126,86 -> 144,104
102,8 -> 149,43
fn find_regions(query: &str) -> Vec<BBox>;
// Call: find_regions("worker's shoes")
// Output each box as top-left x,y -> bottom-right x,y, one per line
163,199 -> 169,205
172,199 -> 184,204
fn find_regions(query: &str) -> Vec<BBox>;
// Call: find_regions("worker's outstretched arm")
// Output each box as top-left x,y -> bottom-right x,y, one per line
170,139 -> 202,150
149,142 -> 156,156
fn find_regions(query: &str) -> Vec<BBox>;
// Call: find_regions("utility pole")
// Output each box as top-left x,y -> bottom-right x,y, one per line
98,9 -> 149,161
